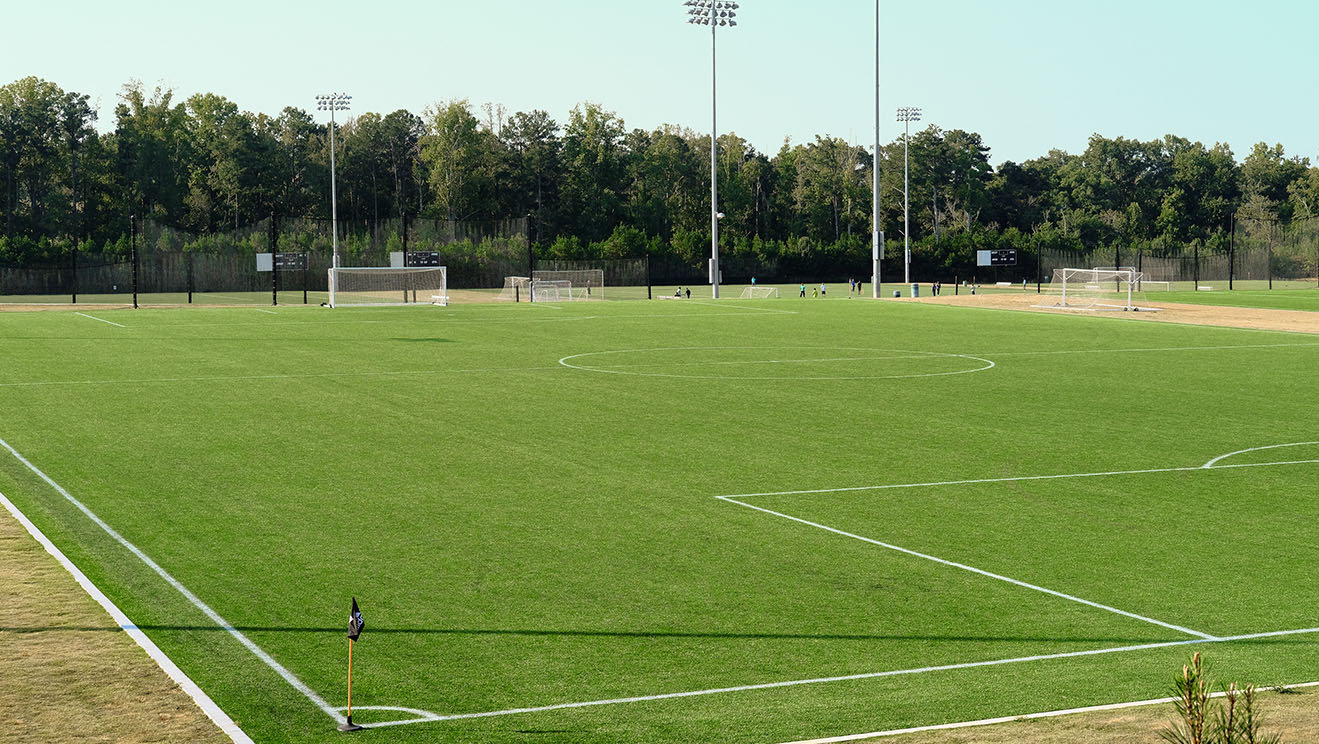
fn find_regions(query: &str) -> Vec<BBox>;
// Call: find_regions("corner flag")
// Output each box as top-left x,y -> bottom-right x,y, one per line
348,598 -> 364,641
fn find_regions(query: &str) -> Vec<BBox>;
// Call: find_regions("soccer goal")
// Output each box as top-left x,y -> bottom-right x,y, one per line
739,286 -> 779,299
1042,267 -> 1156,311
327,266 -> 447,308
533,269 -> 604,300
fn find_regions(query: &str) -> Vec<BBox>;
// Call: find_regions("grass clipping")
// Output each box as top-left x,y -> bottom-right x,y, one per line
0,508 -> 229,744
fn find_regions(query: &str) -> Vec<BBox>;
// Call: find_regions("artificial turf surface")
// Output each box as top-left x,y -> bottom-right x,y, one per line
1,296 -> 1316,743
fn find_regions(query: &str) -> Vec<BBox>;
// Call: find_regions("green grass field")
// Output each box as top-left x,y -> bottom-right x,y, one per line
2,297 -> 1317,743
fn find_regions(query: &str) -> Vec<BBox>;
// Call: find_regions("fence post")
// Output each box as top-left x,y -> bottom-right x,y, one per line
1268,229 -> 1273,290
71,247 -> 78,304
1193,241 -> 1199,291
187,250 -> 194,303
1228,215 -> 1235,291
271,213 -> 278,306
646,252 -> 652,300
303,248 -> 309,305
131,214 -> 139,309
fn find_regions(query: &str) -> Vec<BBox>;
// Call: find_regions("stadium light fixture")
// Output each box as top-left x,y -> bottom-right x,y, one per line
896,106 -> 921,284
685,0 -> 739,298
316,93 -> 352,269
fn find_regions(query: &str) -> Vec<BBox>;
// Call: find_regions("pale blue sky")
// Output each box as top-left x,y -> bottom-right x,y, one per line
8,0 -> 1316,165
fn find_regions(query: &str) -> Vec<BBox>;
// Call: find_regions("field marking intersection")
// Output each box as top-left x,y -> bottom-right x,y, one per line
4,433 -> 1316,734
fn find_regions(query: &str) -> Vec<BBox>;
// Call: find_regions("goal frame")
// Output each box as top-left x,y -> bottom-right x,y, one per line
1049,267 -> 1140,311
327,266 -> 448,308
739,286 -> 780,299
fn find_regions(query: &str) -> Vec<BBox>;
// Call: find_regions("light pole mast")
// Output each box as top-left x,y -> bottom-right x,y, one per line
316,93 -> 351,268
896,106 -> 921,285
872,0 -> 881,298
685,0 -> 739,299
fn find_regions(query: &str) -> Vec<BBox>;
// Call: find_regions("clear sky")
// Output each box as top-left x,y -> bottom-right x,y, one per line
7,0 -> 1317,166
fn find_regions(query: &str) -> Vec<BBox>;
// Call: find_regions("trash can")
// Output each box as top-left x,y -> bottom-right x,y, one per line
910,283 -> 919,298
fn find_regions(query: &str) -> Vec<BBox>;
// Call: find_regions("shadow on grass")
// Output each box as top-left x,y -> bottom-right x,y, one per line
0,625 -> 1199,645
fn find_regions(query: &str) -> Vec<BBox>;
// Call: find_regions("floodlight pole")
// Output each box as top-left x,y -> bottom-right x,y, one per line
896,106 -> 921,285
685,0 -> 739,299
872,0 -> 881,298
316,93 -> 352,269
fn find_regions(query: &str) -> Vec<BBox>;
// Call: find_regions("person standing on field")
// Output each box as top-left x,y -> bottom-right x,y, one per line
800,283 -> 806,298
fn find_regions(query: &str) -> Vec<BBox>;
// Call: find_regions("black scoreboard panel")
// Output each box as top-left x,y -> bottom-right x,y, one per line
405,251 -> 442,267
274,252 -> 307,270
977,249 -> 1017,267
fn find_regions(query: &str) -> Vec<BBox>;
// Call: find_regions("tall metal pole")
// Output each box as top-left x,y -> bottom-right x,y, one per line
711,17 -> 719,298
903,116 -> 910,284
896,107 -> 920,285
317,93 -> 351,269
685,1 -> 738,299
872,0 -> 881,298
329,108 -> 339,269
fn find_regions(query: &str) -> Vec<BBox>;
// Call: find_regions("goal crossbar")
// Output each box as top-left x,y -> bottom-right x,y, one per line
328,266 -> 448,308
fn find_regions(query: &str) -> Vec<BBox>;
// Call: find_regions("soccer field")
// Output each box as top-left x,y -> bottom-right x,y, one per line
2,298 -> 1317,743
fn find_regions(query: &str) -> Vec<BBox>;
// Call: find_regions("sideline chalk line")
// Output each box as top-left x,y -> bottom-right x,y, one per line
0,435 -> 352,727
0,489 -> 252,743
74,312 -> 125,327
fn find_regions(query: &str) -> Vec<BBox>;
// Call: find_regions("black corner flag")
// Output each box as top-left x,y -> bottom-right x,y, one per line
348,598 -> 364,641
340,598 -> 365,732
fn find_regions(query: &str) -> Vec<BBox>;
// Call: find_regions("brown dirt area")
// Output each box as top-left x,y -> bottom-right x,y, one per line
894,292 -> 1319,334
867,687 -> 1319,743
0,508 -> 229,744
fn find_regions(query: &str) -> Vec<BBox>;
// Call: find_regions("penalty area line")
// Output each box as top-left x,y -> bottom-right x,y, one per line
75,312 -> 125,327
717,496 -> 1215,640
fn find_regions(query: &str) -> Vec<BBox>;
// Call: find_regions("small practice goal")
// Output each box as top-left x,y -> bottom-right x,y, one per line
497,273 -> 599,302
1041,268 -> 1158,312
739,287 -> 779,299
327,266 -> 447,308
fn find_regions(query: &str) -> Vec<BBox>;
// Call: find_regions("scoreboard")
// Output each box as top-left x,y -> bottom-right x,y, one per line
976,249 -> 1017,267
404,251 -> 442,267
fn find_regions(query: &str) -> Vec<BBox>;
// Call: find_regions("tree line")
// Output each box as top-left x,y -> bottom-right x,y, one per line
3,75 -> 1317,278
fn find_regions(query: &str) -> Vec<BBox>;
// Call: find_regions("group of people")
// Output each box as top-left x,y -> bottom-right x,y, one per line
673,287 -> 691,298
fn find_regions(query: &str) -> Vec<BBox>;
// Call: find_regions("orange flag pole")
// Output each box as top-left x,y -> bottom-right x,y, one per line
339,637 -> 362,732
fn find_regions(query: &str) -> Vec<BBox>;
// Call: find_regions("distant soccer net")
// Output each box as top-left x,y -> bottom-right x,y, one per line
533,269 -> 603,300
1042,268 -> 1155,311
497,275 -> 593,302
327,267 -> 447,308
739,286 -> 779,299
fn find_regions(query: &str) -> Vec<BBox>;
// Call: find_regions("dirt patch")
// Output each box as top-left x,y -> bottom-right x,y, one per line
869,687 -> 1319,743
0,507 -> 229,744
896,292 -> 1319,334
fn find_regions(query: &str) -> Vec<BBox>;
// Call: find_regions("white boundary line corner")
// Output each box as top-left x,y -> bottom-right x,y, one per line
0,489 -> 253,744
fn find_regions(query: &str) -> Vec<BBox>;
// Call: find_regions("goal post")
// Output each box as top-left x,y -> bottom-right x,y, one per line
1044,268 -> 1143,311
532,269 -> 604,300
739,286 -> 779,299
327,266 -> 447,308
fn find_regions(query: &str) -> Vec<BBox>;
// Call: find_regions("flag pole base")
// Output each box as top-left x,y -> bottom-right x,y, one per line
338,716 -> 364,732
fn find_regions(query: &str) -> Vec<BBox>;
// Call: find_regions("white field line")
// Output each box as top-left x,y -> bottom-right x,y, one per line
588,353 -> 965,370
254,308 -> 277,314
0,490 -> 254,744
74,312 -> 125,327
717,496 -> 1215,639
391,627 -> 1319,725
0,436 -> 346,726
1202,441 -> 1319,468
0,364 -> 563,388
722,457 -> 1319,500
780,679 -> 1319,744
687,299 -> 798,314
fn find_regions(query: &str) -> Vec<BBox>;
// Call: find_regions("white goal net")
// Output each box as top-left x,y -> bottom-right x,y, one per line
1093,266 -> 1171,291
327,267 -> 447,308
1043,268 -> 1154,311
533,269 -> 604,300
739,286 -> 779,299
498,274 -> 597,302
